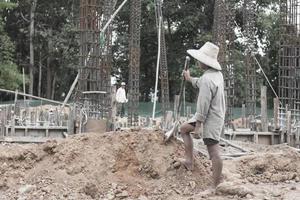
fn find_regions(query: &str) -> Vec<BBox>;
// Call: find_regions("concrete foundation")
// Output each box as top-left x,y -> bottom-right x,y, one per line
225,128 -> 280,145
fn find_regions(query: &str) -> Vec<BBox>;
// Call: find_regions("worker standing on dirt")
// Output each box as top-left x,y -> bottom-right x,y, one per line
180,42 -> 225,188
116,82 -> 128,117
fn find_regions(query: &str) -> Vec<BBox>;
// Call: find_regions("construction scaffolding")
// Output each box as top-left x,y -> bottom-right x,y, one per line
243,0 -> 257,118
77,0 -> 114,120
128,0 -> 142,126
212,0 -> 235,124
279,0 -> 300,121
155,0 -> 170,114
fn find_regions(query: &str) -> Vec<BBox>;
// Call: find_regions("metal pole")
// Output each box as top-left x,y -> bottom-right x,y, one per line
22,67 -> 26,102
152,16 -> 162,121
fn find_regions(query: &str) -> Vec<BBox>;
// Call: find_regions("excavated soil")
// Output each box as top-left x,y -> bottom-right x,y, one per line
1,129 -> 300,200
0,129 -> 212,200
238,146 -> 300,184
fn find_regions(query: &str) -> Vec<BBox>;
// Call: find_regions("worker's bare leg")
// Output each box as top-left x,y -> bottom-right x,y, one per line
207,144 -> 223,187
179,122 -> 195,170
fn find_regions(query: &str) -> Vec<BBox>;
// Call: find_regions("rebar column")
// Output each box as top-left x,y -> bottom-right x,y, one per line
243,0 -> 257,118
128,0 -> 141,126
279,0 -> 300,121
213,0 -> 235,124
155,0 -> 170,115
77,0 -> 113,119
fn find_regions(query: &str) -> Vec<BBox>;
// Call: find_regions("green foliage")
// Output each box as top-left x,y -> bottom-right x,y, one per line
0,7 -> 24,91
113,0 -> 214,102
0,62 -> 23,90
2,0 -> 79,98
0,18 -> 15,62
256,2 -> 280,107
0,0 -> 281,106
0,1 -> 17,10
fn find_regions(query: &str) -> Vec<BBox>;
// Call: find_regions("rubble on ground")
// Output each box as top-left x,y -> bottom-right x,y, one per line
0,129 -> 299,199
0,129 -> 212,199
238,148 -> 300,184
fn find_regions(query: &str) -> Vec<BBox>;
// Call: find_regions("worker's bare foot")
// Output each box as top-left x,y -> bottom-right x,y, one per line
214,174 -> 224,188
178,158 -> 194,171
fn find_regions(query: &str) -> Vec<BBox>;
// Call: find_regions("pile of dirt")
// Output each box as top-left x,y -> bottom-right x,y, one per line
0,129 -> 212,200
238,148 -> 300,184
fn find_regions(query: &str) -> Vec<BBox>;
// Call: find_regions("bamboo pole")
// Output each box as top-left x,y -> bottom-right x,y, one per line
0,88 -> 67,106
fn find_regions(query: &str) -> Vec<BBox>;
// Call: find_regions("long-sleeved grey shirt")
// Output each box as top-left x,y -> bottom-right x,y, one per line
187,69 -> 225,141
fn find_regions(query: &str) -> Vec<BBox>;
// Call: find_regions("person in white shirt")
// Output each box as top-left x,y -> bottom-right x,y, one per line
116,82 -> 128,117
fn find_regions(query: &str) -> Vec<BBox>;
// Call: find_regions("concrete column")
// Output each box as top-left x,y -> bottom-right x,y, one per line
273,97 -> 279,130
164,111 -> 173,131
110,85 -> 117,131
174,95 -> 180,120
261,86 -> 268,132
286,110 -> 291,146
186,106 -> 191,119
242,104 -> 246,128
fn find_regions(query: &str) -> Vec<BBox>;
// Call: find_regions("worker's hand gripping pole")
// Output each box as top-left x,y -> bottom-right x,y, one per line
177,56 -> 190,119
164,56 -> 190,142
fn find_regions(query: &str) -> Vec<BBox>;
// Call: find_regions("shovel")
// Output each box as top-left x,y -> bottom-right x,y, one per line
164,56 -> 190,142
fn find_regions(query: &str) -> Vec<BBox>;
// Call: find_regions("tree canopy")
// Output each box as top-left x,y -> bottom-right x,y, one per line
0,0 -> 280,107
0,0 -> 23,92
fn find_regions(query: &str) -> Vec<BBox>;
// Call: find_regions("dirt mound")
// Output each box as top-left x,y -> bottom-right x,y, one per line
238,149 -> 300,184
0,129 -> 212,200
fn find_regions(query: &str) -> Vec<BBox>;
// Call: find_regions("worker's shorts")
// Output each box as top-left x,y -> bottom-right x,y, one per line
188,122 -> 219,146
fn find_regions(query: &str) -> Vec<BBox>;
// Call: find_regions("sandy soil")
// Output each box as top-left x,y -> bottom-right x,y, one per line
0,129 -> 299,200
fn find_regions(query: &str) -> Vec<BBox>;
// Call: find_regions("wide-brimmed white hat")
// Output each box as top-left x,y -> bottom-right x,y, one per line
121,82 -> 126,86
187,42 -> 221,71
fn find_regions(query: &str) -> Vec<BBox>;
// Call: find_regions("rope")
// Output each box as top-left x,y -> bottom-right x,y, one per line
233,21 -> 282,106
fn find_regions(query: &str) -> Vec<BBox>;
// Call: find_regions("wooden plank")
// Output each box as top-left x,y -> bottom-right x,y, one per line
220,138 -> 248,152
227,130 -> 278,135
226,132 -> 254,136
221,153 -> 248,157
256,132 -> 279,136
0,136 -> 51,143
236,128 -> 252,132
12,126 -> 68,130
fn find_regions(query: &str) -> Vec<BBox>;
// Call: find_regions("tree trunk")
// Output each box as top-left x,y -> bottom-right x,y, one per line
38,50 -> 42,97
51,73 -> 56,100
46,64 -> 52,99
46,28 -> 53,99
29,0 -> 37,95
